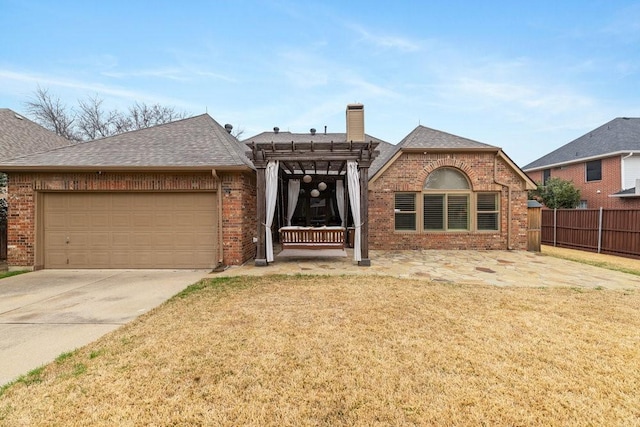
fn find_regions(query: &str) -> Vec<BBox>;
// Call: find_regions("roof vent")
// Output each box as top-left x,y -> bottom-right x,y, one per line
310,128 -> 316,135
274,127 -> 280,134
324,125 -> 327,135
14,114 -> 23,120
224,124 -> 233,133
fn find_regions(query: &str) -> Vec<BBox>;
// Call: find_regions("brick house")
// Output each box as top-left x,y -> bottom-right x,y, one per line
368,126 -> 535,251
0,105 -> 535,270
0,114 -> 256,270
1,109 -> 73,261
523,117 -> 640,209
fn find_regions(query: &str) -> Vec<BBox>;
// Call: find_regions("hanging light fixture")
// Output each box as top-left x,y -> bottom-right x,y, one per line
318,182 -> 327,191
303,174 -> 312,183
310,189 -> 320,197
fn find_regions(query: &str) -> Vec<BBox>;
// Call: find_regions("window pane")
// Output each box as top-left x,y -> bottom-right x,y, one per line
477,193 -> 498,230
395,213 -> 416,230
395,193 -> 416,231
395,193 -> 415,211
424,195 -> 444,230
447,195 -> 469,230
477,193 -> 497,211
478,213 -> 498,230
586,160 -> 601,181
424,168 -> 470,190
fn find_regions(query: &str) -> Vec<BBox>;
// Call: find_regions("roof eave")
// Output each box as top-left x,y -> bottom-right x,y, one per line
0,165 -> 254,173
523,150 -> 640,172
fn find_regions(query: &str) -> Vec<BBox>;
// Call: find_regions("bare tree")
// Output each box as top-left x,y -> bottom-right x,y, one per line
25,86 -> 80,141
24,88 -> 188,141
77,95 -> 120,140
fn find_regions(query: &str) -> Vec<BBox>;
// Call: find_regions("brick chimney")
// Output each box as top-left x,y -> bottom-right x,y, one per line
346,104 -> 365,142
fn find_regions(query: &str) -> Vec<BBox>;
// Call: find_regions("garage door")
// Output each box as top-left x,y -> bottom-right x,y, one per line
43,192 -> 217,269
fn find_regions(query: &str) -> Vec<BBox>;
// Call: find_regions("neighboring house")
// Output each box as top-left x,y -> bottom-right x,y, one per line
0,104 -> 535,270
1,108 -> 72,261
523,117 -> 640,209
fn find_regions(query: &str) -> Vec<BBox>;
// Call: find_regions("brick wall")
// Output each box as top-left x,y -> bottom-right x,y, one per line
6,171 -> 257,268
369,152 -> 530,250
527,156 -> 640,209
220,171 -> 257,265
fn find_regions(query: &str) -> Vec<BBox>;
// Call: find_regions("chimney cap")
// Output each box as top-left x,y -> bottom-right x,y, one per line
347,103 -> 364,110
273,126 -> 280,134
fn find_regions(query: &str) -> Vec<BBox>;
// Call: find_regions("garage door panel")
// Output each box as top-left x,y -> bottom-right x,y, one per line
44,192 -> 217,268
91,213 -> 110,227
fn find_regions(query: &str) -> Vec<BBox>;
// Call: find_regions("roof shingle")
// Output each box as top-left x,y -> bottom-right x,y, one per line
523,117 -> 640,170
0,113 -> 254,170
0,108 -> 72,160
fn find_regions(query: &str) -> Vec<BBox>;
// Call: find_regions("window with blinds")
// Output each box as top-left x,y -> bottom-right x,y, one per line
477,193 -> 499,231
394,193 -> 416,231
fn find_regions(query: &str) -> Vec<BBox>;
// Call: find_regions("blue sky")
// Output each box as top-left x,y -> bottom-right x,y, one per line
2,0 -> 640,166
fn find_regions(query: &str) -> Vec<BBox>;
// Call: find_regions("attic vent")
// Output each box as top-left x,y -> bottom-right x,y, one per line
274,127 -> 280,134
14,114 -> 23,120
310,128 -> 316,135
224,124 -> 233,133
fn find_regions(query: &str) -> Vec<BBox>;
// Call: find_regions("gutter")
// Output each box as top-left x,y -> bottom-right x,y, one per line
494,151 -> 513,250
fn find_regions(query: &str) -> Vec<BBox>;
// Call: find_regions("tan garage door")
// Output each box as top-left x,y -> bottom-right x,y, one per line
43,192 -> 217,269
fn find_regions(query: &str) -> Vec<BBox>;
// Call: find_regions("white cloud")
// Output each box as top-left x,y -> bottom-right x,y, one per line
347,24 -> 423,53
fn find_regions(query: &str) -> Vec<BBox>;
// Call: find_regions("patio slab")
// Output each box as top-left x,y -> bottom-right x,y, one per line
213,248 -> 640,290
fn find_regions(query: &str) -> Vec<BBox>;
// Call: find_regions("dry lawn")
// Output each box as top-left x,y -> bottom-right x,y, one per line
1,274 -> 640,426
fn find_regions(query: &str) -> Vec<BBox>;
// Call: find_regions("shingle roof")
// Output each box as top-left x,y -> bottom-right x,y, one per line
0,108 -> 72,160
0,113 -> 254,170
243,131 -> 394,179
397,125 -> 499,150
523,117 -> 640,171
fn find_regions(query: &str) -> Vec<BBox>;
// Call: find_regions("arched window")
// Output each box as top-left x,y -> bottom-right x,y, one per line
394,167 -> 500,233
423,168 -> 470,230
423,168 -> 470,190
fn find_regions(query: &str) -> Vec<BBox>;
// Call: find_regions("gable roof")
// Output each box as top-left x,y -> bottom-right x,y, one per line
397,125 -> 499,150
243,131 -> 393,179
523,117 -> 640,171
0,113 -> 254,171
369,125 -> 535,190
0,108 -> 72,160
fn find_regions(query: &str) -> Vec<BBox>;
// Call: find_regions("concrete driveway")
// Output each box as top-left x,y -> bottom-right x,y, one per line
0,269 -> 208,385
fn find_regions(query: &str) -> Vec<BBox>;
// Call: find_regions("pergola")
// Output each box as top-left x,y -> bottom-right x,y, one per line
249,139 -> 379,267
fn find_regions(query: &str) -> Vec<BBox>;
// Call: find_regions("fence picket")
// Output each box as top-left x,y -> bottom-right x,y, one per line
541,208 -> 640,259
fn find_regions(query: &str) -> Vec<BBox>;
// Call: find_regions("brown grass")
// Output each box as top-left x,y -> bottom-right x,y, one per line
1,275 -> 640,426
542,245 -> 640,276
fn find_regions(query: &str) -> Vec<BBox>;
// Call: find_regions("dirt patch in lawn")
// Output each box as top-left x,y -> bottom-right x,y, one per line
1,275 -> 639,426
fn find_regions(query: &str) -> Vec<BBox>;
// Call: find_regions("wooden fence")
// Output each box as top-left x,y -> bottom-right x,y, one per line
541,208 -> 640,259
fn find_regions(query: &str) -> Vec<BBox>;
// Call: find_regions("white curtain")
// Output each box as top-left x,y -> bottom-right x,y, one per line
265,160 -> 279,262
286,179 -> 300,226
347,161 -> 361,262
336,180 -> 345,227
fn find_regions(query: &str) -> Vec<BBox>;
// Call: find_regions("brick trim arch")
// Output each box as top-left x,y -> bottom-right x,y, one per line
415,159 -> 478,190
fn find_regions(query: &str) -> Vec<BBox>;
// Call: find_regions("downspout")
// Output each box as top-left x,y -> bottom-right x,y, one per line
622,152 -> 633,190
213,169 -> 224,268
494,152 -> 513,250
